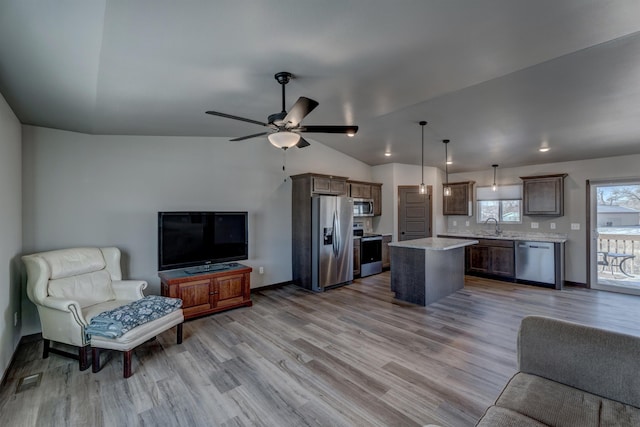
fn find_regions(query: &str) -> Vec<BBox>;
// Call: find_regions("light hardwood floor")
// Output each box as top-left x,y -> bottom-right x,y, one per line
2,273 -> 640,426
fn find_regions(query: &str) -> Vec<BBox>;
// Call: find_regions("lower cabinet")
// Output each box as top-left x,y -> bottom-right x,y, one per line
466,239 -> 515,278
159,265 -> 252,320
353,238 -> 361,277
382,234 -> 392,269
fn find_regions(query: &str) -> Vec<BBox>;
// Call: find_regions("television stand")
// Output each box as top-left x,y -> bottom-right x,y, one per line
159,264 -> 252,320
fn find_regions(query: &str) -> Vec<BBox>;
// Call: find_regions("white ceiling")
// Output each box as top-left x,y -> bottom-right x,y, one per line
2,0 -> 640,173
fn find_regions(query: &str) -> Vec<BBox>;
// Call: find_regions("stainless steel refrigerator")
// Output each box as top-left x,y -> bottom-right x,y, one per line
311,196 -> 354,291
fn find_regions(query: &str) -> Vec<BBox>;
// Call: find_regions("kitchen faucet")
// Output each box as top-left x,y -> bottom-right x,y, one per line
485,217 -> 502,235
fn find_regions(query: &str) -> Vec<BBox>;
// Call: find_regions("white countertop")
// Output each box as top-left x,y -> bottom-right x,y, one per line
388,237 -> 479,251
440,231 -> 567,243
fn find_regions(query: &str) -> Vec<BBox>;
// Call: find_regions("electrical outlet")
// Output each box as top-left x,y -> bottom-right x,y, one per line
14,312 -> 18,326
571,223 -> 580,230
259,266 -> 264,274
550,223 -> 556,230
531,222 -> 539,229
465,221 -> 470,227
453,220 -> 457,226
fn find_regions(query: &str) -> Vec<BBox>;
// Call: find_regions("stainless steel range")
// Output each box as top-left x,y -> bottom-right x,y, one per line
360,233 -> 383,277
353,221 -> 383,277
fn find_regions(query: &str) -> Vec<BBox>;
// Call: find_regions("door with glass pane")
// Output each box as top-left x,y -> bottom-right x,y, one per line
588,179 -> 640,295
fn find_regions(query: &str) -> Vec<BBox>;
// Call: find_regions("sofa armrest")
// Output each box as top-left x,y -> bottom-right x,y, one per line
111,280 -> 147,300
518,315 -> 640,407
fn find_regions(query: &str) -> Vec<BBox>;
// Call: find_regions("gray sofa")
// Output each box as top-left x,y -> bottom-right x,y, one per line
476,315 -> 640,426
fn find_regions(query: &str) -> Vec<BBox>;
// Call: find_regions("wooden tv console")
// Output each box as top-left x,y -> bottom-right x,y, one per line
159,263 -> 252,320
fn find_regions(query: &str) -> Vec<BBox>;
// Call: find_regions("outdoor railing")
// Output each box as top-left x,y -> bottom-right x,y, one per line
597,233 -> 640,276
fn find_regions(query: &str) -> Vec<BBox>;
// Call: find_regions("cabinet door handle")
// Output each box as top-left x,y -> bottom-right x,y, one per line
209,291 -> 218,295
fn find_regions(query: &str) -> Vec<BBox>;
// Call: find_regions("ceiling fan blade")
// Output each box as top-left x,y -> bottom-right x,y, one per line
283,97 -> 319,127
230,132 -> 269,141
299,125 -> 359,134
296,137 -> 311,148
206,110 -> 268,127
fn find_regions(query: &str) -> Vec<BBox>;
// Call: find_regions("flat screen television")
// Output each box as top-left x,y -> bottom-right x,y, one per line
158,211 -> 248,271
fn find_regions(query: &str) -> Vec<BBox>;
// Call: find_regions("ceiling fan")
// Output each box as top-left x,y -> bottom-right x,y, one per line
206,71 -> 358,149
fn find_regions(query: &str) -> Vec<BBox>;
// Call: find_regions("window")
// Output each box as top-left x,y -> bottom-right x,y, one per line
476,185 -> 522,223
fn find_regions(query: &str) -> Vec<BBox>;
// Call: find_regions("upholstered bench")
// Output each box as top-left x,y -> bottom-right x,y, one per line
89,295 -> 184,378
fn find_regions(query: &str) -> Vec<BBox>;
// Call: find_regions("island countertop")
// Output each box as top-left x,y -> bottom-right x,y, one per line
388,237 -> 479,251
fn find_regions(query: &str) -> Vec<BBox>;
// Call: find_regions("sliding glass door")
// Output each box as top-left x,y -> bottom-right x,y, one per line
588,179 -> 640,295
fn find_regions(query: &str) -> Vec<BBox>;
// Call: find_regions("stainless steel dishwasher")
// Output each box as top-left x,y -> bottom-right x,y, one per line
515,241 -> 555,285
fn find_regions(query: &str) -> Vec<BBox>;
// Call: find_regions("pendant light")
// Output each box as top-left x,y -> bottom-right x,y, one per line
419,121 -> 427,194
443,139 -> 451,196
492,164 -> 499,191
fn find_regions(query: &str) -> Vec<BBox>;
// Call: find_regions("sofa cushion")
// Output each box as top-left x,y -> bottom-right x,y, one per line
48,270 -> 116,308
477,406 -> 548,427
491,373 -> 640,427
40,247 -> 107,279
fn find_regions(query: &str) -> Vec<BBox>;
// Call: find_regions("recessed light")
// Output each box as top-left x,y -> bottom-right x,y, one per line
446,160 -> 452,165
384,152 -> 391,157
539,147 -> 550,152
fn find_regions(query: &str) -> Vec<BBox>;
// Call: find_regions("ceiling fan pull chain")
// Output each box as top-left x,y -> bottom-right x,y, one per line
282,148 -> 287,182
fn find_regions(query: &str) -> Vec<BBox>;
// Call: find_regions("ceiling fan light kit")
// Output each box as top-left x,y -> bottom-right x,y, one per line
268,131 -> 300,149
206,71 -> 358,150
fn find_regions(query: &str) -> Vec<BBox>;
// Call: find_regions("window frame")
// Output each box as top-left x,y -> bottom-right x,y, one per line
476,185 -> 523,224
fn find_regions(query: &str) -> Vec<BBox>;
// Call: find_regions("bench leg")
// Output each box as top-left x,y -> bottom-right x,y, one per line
92,347 -> 101,373
177,323 -> 183,344
123,350 -> 132,378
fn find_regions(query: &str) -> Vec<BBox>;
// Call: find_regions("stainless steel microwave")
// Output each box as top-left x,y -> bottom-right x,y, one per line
353,198 -> 374,217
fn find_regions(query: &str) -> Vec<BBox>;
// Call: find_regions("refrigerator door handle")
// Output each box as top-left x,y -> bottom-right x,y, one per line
335,210 -> 341,257
333,211 -> 340,258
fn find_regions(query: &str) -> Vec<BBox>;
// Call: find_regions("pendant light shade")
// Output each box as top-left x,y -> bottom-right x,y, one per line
492,164 -> 499,191
443,139 -> 451,196
268,131 -> 300,149
419,121 -> 427,194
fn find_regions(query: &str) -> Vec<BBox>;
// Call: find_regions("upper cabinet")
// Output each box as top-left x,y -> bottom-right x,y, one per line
349,182 -> 371,198
290,173 -> 349,196
521,174 -> 567,216
348,180 -> 383,216
443,181 -> 475,216
371,183 -> 382,216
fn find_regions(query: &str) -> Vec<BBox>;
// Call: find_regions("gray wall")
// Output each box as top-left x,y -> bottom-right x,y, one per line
0,92 -> 22,378
21,126 -> 372,334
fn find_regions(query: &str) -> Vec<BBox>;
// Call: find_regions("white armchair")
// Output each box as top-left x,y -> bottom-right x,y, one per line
22,247 -> 147,370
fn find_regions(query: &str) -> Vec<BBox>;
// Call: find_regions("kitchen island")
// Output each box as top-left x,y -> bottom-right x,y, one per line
388,237 -> 478,306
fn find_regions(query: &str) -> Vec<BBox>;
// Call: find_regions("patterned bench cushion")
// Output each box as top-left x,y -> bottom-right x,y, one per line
86,295 -> 182,339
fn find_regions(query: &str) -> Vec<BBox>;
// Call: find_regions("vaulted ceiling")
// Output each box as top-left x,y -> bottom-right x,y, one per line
2,1 -> 640,172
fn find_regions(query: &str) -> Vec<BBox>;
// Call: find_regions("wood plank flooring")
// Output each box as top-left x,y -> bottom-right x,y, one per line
2,273 -> 640,426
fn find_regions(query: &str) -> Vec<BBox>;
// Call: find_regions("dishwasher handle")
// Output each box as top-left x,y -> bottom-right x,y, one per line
518,242 -> 551,249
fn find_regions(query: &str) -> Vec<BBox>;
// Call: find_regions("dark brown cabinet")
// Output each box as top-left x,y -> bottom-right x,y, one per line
521,174 -> 567,216
311,174 -> 348,195
349,182 -> 371,198
371,183 -> 382,216
159,265 -> 252,320
353,238 -> 361,276
382,234 -> 392,269
443,181 -> 475,216
466,239 -> 515,278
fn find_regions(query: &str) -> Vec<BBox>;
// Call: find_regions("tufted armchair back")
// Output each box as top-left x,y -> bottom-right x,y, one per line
25,247 -> 122,309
